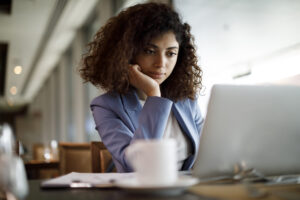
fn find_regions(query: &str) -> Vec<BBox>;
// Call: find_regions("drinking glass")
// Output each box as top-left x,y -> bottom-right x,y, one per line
0,123 -> 28,200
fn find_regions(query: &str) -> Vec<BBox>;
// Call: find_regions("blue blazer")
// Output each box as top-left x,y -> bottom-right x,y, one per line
91,88 -> 204,172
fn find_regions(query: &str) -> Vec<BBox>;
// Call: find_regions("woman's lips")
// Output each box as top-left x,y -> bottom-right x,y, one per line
149,72 -> 165,79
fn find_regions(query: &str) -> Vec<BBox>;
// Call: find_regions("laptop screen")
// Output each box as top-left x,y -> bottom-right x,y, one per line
193,84 -> 300,178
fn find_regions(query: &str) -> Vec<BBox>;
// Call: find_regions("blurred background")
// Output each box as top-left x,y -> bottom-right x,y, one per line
0,0 -> 299,178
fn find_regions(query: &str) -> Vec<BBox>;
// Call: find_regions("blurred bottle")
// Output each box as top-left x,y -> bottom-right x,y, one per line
0,124 -> 15,155
50,140 -> 59,161
0,123 -> 28,200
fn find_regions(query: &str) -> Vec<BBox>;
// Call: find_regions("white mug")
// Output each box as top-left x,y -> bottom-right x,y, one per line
125,139 -> 177,186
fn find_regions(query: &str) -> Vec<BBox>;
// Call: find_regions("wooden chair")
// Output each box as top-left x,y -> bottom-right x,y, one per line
59,142 -> 91,175
91,141 -> 116,173
25,143 -> 60,179
32,143 -> 46,161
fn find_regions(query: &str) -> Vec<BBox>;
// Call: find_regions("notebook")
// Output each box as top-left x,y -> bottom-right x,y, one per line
193,84 -> 300,178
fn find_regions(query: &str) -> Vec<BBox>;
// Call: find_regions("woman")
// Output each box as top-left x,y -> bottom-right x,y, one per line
80,2 -> 204,172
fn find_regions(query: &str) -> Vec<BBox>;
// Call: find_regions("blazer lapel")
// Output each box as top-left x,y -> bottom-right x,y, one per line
121,88 -> 142,130
173,101 -> 200,154
121,90 -> 199,153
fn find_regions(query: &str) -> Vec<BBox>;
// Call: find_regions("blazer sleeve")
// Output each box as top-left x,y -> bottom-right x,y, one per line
91,95 -> 173,172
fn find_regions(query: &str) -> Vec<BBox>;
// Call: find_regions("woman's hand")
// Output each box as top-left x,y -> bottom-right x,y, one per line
129,64 -> 161,97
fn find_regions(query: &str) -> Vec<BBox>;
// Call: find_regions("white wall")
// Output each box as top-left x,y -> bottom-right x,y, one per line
174,0 -> 300,114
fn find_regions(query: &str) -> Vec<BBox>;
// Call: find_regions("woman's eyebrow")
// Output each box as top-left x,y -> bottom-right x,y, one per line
146,43 -> 179,50
167,46 -> 179,50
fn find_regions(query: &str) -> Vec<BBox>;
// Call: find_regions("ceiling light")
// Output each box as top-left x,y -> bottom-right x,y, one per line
10,86 -> 17,95
14,66 -> 23,74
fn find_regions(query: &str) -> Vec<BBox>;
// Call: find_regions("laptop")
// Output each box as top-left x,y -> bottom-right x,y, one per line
193,84 -> 300,179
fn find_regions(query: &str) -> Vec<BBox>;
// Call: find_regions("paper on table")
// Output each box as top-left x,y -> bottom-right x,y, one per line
41,172 -> 136,188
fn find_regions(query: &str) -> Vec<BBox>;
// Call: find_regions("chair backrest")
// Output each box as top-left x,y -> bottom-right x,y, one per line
91,141 -> 116,173
59,142 -> 91,175
32,143 -> 45,161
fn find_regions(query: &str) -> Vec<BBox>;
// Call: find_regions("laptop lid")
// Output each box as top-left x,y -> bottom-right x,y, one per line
193,84 -> 300,178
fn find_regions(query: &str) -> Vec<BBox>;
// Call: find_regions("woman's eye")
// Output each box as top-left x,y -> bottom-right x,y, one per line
144,49 -> 155,54
167,52 -> 177,57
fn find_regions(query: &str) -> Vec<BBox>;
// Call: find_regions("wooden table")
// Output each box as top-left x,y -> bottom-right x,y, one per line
189,183 -> 300,200
25,180 -> 300,200
25,160 -> 59,179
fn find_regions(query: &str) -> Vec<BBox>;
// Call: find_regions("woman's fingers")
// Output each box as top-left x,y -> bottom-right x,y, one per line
128,64 -> 161,97
128,64 -> 140,86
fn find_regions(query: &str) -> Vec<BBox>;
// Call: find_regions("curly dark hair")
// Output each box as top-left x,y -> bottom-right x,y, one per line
80,2 -> 202,101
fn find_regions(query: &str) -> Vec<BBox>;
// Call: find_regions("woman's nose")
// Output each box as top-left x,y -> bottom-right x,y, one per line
154,54 -> 165,68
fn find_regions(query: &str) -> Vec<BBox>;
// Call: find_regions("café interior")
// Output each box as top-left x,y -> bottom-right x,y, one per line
0,0 -> 300,199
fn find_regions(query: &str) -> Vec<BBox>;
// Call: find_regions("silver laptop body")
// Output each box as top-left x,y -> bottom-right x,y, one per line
193,84 -> 300,178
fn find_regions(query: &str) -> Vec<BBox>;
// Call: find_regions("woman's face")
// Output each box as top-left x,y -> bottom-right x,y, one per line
134,31 -> 179,85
